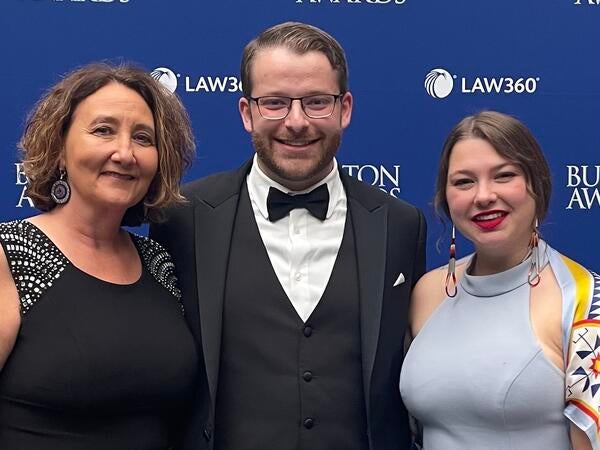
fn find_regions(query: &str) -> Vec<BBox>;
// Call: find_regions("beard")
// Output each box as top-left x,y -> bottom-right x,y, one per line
252,130 -> 341,189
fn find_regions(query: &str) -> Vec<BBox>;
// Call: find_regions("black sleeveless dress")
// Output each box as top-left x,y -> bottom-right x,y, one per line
0,220 -> 198,450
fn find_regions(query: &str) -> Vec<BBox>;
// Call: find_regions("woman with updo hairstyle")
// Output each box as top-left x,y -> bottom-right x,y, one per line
400,111 -> 596,450
0,62 -> 198,449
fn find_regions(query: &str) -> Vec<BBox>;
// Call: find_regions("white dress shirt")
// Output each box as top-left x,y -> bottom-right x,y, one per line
246,154 -> 347,322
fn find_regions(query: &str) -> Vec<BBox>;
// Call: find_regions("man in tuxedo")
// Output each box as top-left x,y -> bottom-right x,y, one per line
150,21 -> 426,450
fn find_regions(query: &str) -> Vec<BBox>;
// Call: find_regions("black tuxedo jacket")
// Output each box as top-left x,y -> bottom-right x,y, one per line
150,160 -> 427,450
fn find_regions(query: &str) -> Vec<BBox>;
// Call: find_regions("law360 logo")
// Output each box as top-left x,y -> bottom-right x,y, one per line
424,68 -> 541,99
151,67 -> 242,94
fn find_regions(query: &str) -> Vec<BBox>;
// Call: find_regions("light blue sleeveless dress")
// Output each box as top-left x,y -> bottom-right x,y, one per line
400,243 -> 571,450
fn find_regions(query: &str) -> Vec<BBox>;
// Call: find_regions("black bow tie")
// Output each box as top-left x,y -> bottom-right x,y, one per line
267,184 -> 329,222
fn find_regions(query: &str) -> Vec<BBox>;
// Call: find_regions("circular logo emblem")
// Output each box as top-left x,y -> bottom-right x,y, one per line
151,67 -> 178,93
424,68 -> 454,99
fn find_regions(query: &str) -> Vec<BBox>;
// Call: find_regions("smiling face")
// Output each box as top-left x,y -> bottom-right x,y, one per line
61,82 -> 158,215
446,138 -> 537,259
239,46 -> 352,191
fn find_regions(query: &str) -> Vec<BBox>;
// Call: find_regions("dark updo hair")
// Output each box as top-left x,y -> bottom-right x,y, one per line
434,111 -> 551,222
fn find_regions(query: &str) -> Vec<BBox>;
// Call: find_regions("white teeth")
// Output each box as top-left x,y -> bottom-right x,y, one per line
283,142 -> 310,146
105,172 -> 133,180
475,212 -> 504,221
278,139 -> 316,146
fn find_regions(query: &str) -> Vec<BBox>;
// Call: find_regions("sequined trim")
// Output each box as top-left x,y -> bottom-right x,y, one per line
131,234 -> 183,305
0,220 -> 69,315
0,221 -> 184,315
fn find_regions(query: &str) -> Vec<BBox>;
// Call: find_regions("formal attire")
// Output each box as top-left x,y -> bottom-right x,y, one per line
0,220 -> 198,450
150,157 -> 427,450
400,241 -> 572,450
401,242 -> 600,450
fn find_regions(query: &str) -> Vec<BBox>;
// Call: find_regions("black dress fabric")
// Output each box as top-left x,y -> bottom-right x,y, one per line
0,220 -> 198,450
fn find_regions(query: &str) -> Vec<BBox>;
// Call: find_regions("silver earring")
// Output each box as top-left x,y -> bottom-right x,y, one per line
50,169 -> 70,204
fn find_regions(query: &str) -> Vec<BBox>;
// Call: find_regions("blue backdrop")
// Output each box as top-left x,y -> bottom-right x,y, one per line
1,0 -> 599,270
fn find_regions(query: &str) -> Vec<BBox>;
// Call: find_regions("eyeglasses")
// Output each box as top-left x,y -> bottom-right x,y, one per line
248,93 -> 344,120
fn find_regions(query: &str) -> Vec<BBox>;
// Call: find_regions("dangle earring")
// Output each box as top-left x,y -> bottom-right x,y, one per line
50,168 -> 71,205
528,218 -> 541,287
445,225 -> 458,298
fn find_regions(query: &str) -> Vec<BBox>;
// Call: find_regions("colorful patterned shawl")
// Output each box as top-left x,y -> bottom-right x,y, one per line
557,245 -> 600,449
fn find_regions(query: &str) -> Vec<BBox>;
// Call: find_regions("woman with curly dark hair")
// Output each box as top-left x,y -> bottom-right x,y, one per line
0,62 -> 198,449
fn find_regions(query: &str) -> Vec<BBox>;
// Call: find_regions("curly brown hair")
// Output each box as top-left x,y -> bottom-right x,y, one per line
19,62 -> 195,223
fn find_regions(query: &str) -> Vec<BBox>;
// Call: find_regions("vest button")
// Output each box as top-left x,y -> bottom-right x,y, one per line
303,370 -> 313,382
303,325 -> 313,337
303,417 -> 314,429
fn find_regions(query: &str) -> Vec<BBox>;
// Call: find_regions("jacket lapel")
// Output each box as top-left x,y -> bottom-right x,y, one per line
192,163 -> 389,414
341,171 -> 388,417
193,161 -> 252,404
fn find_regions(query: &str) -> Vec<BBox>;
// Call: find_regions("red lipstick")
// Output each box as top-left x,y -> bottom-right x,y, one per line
471,211 -> 507,231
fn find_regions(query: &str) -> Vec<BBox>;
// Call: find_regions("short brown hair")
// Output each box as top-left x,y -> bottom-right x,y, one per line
19,62 -> 195,223
240,21 -> 349,97
434,111 -> 551,222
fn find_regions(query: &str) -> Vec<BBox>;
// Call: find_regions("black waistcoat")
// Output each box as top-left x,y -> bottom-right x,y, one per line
214,183 -> 368,450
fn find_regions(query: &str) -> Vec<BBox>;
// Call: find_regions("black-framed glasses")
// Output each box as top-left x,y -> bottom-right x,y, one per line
248,93 -> 344,120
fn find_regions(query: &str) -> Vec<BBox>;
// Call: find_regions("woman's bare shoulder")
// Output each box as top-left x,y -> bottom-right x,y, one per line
409,257 -> 470,337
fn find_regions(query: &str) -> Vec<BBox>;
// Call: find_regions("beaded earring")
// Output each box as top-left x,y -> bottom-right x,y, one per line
445,225 -> 458,298
50,169 -> 70,204
528,218 -> 541,287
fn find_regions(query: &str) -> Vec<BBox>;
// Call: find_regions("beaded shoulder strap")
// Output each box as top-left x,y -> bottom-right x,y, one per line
0,220 -> 70,315
131,234 -> 183,309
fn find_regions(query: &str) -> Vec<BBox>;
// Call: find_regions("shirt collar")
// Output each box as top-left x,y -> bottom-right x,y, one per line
247,153 -> 344,220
